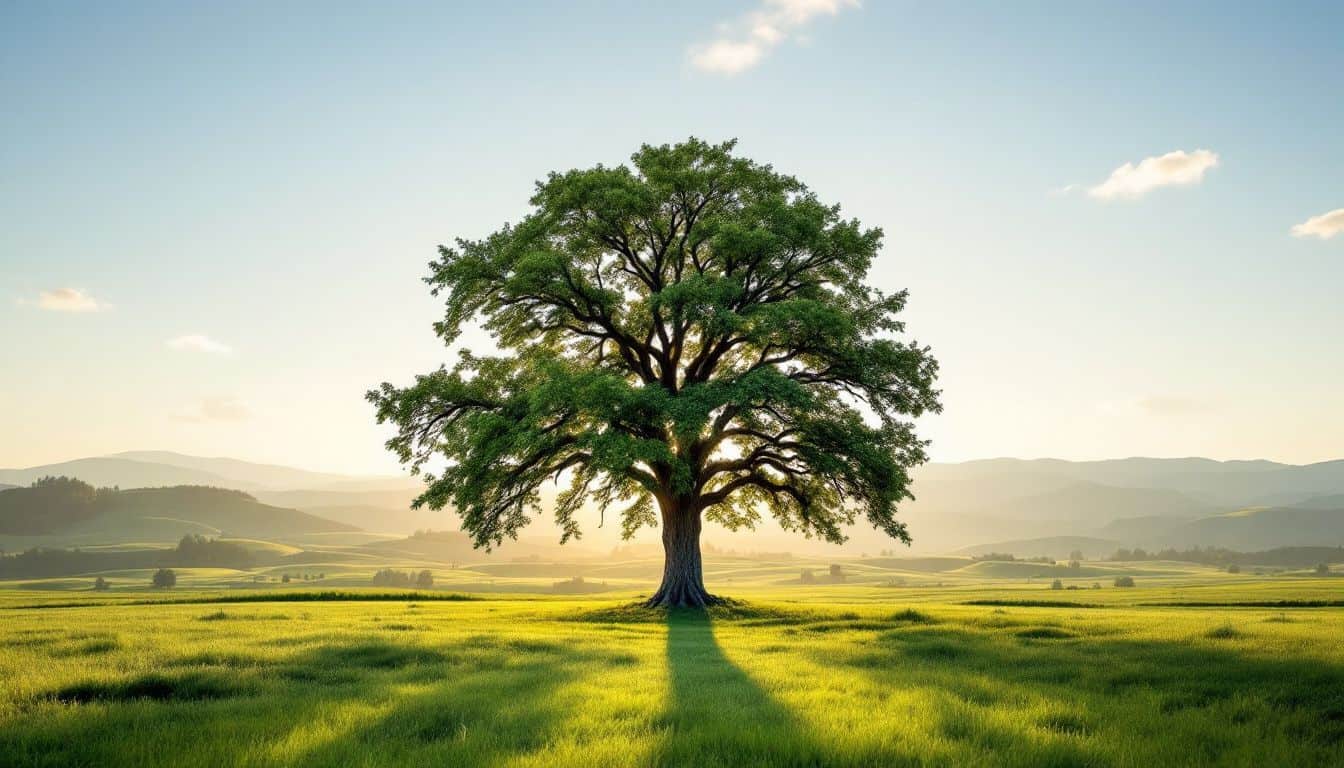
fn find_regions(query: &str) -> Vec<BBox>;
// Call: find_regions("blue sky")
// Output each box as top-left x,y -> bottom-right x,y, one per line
2,1 -> 1341,473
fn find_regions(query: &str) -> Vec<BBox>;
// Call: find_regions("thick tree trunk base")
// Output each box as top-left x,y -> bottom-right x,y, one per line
646,504 -> 718,609
643,584 -> 722,609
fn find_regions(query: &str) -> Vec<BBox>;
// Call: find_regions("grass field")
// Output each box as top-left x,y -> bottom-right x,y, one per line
2,569 -> 1343,767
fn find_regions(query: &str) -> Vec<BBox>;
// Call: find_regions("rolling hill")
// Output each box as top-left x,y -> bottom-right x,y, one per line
0,483 -> 357,546
1162,506 -> 1344,550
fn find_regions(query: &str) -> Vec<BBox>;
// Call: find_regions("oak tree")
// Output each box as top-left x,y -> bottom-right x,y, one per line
369,139 -> 939,607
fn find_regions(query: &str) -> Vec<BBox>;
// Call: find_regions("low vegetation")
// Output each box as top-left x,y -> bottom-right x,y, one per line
1,583 -> 1342,767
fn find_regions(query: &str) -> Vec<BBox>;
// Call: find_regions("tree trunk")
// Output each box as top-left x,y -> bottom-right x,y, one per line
645,501 -> 718,608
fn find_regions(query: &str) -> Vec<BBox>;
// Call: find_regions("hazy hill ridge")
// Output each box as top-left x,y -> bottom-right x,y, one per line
3,453 -> 1342,554
0,452 -> 421,493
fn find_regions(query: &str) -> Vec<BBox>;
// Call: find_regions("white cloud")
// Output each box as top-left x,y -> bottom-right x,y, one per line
1290,208 -> 1344,240
1087,149 -> 1219,201
689,0 -> 859,75
174,396 -> 250,423
167,334 -> 234,355
29,288 -> 105,312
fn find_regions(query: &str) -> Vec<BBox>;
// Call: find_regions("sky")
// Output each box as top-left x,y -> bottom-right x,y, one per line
2,0 -> 1342,475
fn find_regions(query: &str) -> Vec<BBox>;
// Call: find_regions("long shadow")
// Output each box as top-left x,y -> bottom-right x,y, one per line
657,610 -> 843,767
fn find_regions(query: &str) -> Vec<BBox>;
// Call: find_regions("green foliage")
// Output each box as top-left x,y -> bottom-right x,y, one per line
173,535 -> 254,567
371,569 -> 417,587
0,477 -> 105,534
369,138 -> 940,552
1114,576 -> 1136,588
151,568 -> 176,588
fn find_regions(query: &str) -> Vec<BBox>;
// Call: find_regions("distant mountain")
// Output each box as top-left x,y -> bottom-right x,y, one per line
1096,515 -> 1193,546
966,482 -> 1213,522
251,487 -> 423,513
271,504 -> 442,534
887,457 -> 1344,554
0,452 -> 421,493
1292,494 -> 1344,510
110,451 -> 418,491
250,487 -> 434,534
913,457 -> 1344,506
1160,506 -> 1344,550
0,458 -> 235,489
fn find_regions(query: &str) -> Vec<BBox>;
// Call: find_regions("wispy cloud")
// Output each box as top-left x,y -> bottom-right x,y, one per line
1136,396 -> 1207,415
689,0 -> 859,75
1098,395 -> 1211,417
1087,149 -> 1219,201
1290,208 -> 1344,240
167,334 -> 233,355
174,396 -> 250,423
25,288 -> 106,312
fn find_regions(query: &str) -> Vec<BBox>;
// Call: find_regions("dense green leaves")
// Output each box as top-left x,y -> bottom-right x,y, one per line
369,138 -> 940,550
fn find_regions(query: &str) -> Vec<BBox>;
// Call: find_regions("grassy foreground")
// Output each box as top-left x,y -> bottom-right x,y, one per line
2,587 -> 1343,767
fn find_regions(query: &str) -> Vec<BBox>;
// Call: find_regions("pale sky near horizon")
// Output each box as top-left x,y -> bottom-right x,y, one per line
3,1 -> 1342,475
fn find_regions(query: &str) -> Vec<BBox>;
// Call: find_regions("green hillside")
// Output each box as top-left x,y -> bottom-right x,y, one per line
96,487 -> 359,538
0,482 -> 356,548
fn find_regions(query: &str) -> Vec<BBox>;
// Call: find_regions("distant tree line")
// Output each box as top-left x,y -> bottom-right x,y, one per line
971,552 -> 1057,564
0,534 -> 254,579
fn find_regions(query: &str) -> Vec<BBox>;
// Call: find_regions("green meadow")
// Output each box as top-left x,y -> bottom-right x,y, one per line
3,563 -> 1343,767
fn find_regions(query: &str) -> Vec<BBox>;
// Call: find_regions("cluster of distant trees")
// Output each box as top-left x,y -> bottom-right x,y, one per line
1050,579 -> 1104,590
173,535 -> 253,567
371,568 -> 434,588
799,564 -> 847,583
0,476 -> 112,534
972,552 -> 1057,564
1110,546 -> 1344,568
551,575 -> 611,593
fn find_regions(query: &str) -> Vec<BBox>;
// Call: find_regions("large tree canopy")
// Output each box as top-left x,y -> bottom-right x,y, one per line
369,138 -> 940,606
